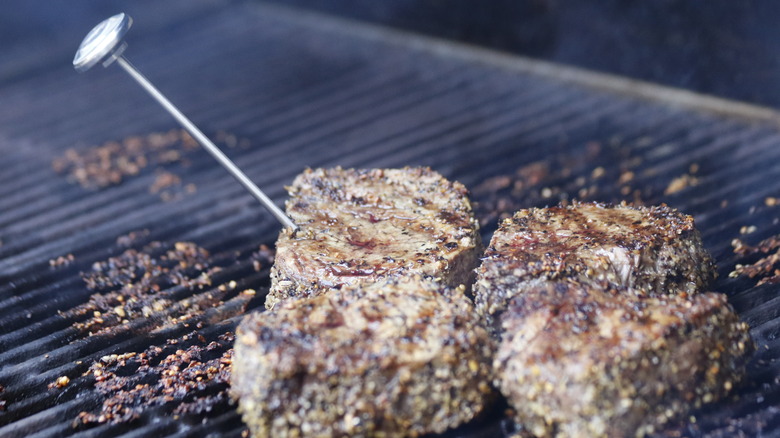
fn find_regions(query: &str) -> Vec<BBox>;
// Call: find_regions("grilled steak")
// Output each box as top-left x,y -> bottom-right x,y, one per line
267,167 -> 482,309
495,282 -> 753,437
475,202 -> 751,436
232,277 -> 494,437
474,202 -> 716,332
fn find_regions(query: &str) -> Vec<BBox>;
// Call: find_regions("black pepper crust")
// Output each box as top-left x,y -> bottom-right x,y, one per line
475,201 -> 716,332
495,282 -> 753,438
232,277 -> 495,437
267,167 -> 483,309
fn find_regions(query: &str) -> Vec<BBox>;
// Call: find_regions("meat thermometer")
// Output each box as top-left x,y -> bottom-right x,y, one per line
74,13 -> 298,231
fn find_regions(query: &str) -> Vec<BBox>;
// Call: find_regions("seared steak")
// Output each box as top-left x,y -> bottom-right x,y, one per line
267,167 -> 482,309
232,277 -> 494,437
475,202 -> 716,332
476,202 -> 751,436
495,282 -> 753,437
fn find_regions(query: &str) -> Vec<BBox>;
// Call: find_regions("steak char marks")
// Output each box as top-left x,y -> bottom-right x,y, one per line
268,167 -> 482,309
475,202 -> 716,331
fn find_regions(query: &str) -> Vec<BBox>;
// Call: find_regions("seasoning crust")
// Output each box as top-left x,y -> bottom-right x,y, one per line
474,202 -> 752,437
496,282 -> 753,437
475,202 -> 716,331
268,167 -> 483,309
232,277 -> 495,437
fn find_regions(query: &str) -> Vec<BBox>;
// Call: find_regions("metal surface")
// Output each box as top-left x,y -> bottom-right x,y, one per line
74,13 -> 297,231
0,1 -> 779,437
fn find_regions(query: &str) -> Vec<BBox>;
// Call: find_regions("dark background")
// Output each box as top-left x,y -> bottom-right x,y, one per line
265,0 -> 780,107
3,0 -> 778,108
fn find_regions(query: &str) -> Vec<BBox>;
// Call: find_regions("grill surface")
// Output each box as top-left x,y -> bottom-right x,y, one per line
2,1 -> 780,437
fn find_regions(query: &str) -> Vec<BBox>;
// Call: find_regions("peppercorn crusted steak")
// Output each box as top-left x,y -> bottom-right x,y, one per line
496,282 -> 753,438
474,202 -> 716,331
475,202 -> 751,436
232,277 -> 494,437
267,167 -> 482,309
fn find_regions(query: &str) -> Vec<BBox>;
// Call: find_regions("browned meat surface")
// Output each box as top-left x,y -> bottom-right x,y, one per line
475,202 -> 751,437
267,167 -> 482,309
475,202 -> 716,332
232,277 -> 494,437
495,282 -> 753,438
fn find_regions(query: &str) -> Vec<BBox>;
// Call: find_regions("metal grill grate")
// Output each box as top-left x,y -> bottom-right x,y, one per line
2,1 -> 780,437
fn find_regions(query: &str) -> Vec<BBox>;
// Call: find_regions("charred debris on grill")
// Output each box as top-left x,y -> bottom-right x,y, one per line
663,173 -> 699,196
730,233 -> 780,285
48,253 -> 75,268
251,244 -> 275,272
48,376 -> 71,390
149,170 -> 198,201
61,241 -> 231,335
76,331 -> 237,426
472,141 -> 651,229
52,129 -> 196,189
471,139 -> 709,231
115,229 -> 152,247
51,129 -> 249,200
62,237 -> 274,428
59,236 -> 270,338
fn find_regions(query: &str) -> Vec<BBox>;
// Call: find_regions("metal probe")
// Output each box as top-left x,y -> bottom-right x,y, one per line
73,13 -> 298,231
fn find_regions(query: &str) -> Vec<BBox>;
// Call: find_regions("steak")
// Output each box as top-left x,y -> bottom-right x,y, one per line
267,167 -> 482,309
474,202 -> 716,332
474,202 -> 752,436
232,276 -> 495,437
495,282 -> 753,437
